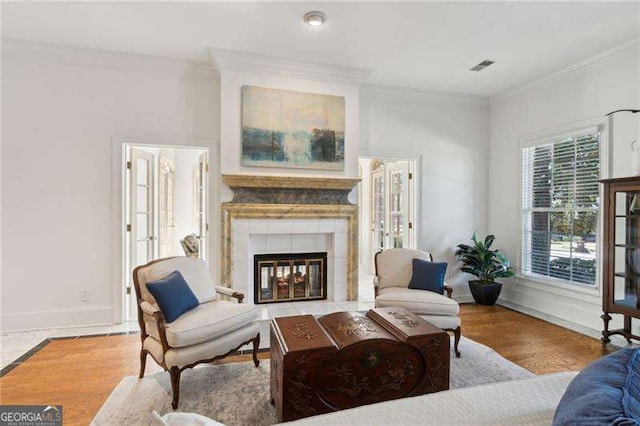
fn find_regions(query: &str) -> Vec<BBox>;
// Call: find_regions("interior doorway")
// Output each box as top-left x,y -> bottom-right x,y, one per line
358,157 -> 418,279
124,144 -> 209,320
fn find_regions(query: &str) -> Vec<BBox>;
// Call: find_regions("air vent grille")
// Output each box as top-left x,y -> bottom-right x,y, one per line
470,60 -> 495,72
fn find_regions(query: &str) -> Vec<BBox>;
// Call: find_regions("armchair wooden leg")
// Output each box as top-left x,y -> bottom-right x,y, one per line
139,350 -> 147,378
169,367 -> 181,409
252,333 -> 261,367
453,326 -> 461,358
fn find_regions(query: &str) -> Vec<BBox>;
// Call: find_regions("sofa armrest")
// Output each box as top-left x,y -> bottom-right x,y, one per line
215,285 -> 245,303
444,285 -> 453,299
373,276 -> 379,298
138,300 -> 171,351
140,301 -> 161,316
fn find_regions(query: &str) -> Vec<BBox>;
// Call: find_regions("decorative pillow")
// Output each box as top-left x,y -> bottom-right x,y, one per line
146,271 -> 199,323
553,348 -> 640,425
407,258 -> 447,295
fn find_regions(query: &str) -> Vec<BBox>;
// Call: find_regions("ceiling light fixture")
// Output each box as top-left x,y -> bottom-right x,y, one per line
304,11 -> 327,27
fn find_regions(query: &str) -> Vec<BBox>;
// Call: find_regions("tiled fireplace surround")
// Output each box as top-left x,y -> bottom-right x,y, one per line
220,174 -> 361,307
230,218 -> 348,304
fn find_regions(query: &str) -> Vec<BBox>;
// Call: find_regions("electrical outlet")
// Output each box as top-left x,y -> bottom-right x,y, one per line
80,289 -> 90,302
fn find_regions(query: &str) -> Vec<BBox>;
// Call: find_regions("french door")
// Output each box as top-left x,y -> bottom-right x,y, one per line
371,168 -> 386,257
158,156 -> 175,258
370,160 -> 414,270
386,161 -> 411,249
128,148 -> 156,318
195,152 -> 208,260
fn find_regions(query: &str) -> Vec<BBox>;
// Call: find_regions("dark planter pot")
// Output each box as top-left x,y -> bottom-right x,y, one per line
469,280 -> 503,305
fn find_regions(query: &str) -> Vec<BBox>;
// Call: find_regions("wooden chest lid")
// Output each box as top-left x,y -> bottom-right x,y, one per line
271,315 -> 335,353
317,311 -> 397,349
367,307 -> 446,343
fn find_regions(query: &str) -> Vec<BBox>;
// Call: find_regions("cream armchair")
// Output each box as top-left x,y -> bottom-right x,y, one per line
374,248 -> 461,357
133,256 -> 260,409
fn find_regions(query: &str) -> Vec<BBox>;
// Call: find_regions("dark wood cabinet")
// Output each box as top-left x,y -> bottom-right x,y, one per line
601,176 -> 640,344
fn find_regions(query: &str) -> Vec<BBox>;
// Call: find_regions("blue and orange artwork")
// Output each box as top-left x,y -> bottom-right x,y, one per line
241,86 -> 345,170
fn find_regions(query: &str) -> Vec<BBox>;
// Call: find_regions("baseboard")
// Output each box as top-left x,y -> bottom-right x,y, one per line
451,284 -> 474,304
454,295 -> 475,304
497,282 -> 613,333
497,299 -> 602,339
1,306 -> 114,332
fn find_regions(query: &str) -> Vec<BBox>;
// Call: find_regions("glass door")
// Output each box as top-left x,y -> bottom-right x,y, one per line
370,160 -> 413,272
128,147 -> 156,319
612,190 -> 640,309
195,152 -> 208,260
371,168 -> 385,269
386,161 -> 410,249
158,156 -> 175,258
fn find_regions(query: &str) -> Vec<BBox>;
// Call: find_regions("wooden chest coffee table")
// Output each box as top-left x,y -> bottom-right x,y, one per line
270,307 -> 450,422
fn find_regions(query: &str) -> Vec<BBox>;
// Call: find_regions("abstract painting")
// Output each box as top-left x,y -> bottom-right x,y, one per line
241,86 -> 345,170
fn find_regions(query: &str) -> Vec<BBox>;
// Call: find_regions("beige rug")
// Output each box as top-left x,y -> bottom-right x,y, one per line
91,337 -> 533,426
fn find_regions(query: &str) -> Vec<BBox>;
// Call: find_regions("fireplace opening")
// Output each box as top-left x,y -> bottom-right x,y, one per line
254,252 -> 328,304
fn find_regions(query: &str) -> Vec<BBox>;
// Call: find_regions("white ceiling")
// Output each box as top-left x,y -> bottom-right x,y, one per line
2,2 -> 638,97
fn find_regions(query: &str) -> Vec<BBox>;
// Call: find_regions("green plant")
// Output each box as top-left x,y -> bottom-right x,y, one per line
455,232 -> 515,285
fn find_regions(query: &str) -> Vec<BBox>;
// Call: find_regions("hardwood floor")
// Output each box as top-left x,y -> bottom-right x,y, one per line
0,305 -> 615,425
460,304 -> 613,374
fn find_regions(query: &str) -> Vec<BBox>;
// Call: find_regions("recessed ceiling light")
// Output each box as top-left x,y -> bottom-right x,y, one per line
304,11 -> 327,27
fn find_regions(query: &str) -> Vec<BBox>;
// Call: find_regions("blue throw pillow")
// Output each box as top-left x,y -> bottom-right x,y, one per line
553,348 -> 640,425
146,271 -> 199,323
624,350 -> 640,421
407,258 -> 447,295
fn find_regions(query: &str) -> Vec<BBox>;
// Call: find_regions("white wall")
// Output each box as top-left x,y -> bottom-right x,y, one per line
360,88 -> 490,299
218,69 -> 360,181
1,41 -> 218,330
489,43 -> 640,332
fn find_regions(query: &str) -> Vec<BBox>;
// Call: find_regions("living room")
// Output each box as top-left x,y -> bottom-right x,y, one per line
1,1 -> 639,425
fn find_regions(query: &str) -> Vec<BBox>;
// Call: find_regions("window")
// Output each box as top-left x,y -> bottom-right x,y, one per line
521,130 -> 601,286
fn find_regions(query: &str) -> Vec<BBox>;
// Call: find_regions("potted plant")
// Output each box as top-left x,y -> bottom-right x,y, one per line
455,232 -> 515,305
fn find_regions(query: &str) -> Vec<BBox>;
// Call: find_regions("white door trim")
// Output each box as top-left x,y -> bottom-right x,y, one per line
111,135 -> 217,324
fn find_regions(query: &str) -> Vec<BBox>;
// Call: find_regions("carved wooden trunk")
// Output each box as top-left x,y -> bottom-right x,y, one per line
270,307 -> 450,422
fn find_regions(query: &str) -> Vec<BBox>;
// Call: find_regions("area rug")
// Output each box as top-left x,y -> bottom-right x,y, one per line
92,337 -> 533,426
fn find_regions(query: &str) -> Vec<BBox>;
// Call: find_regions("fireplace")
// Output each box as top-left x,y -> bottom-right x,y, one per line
221,174 -> 360,302
254,252 -> 328,304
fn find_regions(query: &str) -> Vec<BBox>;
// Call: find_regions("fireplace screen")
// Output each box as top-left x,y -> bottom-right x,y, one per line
254,252 -> 327,304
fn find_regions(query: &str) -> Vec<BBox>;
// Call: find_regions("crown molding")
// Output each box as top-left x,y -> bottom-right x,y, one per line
1,37 -> 217,81
491,38 -> 640,106
208,47 -> 371,85
360,84 -> 489,109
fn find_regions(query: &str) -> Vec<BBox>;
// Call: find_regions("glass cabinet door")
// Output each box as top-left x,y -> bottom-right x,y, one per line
613,190 -> 640,309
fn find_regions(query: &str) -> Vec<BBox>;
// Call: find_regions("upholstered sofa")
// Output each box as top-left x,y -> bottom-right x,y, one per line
153,372 -> 578,425
152,345 -> 640,425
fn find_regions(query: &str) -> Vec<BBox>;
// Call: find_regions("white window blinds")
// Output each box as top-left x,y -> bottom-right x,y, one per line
521,131 -> 600,285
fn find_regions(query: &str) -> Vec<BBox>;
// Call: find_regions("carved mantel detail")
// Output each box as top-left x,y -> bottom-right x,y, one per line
223,174 -> 361,190
222,174 -> 361,205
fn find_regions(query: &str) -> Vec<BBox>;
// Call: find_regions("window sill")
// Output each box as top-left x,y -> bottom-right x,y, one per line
514,273 -> 600,300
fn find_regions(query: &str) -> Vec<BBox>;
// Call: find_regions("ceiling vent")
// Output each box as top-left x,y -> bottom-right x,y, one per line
470,60 -> 495,72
